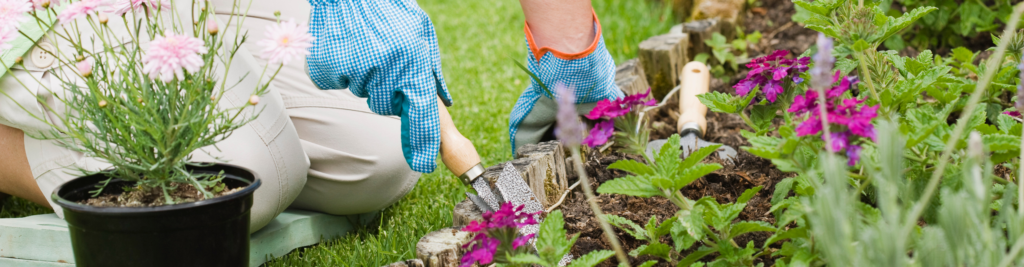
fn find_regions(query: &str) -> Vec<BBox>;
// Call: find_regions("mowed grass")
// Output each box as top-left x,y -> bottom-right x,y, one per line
0,0 -> 675,265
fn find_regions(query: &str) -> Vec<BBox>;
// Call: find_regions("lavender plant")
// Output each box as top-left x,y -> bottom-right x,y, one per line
0,0 -> 310,203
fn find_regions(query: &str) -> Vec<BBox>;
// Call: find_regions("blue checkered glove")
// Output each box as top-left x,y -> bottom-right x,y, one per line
306,0 -> 452,173
509,13 -> 623,152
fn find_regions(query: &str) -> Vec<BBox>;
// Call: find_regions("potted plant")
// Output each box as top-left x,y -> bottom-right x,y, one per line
0,0 -> 311,266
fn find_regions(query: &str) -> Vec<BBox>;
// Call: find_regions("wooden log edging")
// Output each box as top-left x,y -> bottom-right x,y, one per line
416,227 -> 474,267
382,259 -> 425,267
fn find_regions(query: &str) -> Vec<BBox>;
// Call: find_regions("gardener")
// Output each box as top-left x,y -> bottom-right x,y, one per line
0,0 -> 620,232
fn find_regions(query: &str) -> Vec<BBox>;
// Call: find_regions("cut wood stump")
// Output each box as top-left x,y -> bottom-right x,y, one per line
615,58 -> 651,97
639,32 -> 690,101
416,227 -> 474,267
452,197 -> 484,229
681,19 -> 722,60
382,259 -> 425,267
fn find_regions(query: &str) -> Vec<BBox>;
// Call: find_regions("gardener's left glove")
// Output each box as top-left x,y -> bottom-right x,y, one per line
305,0 -> 451,173
509,11 -> 623,153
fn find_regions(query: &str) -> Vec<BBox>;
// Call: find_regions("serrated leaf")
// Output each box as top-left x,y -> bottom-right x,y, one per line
604,214 -> 647,240
836,57 -> 859,74
678,246 -> 717,267
597,175 -> 662,198
983,134 -> 1020,152
680,144 -> 722,170
729,221 -> 777,238
672,164 -> 723,191
744,146 -> 781,159
882,6 -> 938,40
698,92 -> 741,113
951,47 -> 975,63
608,159 -> 655,176
567,250 -> 615,267
852,39 -> 872,52
654,216 -> 680,238
630,243 -> 673,260
764,226 -> 809,247
750,105 -> 778,132
792,0 -> 830,17
509,254 -> 547,265
772,178 -> 796,206
537,210 -> 576,264
737,186 -> 764,204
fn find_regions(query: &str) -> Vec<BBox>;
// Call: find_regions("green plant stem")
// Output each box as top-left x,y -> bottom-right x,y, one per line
739,111 -> 756,130
856,53 -> 882,105
900,3 -> 1024,239
998,232 -> 1024,267
1018,118 -> 1024,214
570,148 -> 630,266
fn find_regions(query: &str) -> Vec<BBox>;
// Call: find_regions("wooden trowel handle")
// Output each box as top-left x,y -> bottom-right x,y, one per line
437,95 -> 482,180
677,61 -> 711,136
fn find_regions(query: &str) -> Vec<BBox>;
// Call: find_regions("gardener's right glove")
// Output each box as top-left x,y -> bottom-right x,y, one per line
508,10 -> 623,153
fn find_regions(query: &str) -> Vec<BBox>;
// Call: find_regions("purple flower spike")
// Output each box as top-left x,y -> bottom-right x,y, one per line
554,83 -> 584,147
811,33 -> 835,91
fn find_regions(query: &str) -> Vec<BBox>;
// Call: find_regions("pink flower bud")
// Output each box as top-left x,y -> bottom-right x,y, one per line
77,59 -> 92,77
206,18 -> 218,35
98,13 -> 108,24
248,95 -> 259,105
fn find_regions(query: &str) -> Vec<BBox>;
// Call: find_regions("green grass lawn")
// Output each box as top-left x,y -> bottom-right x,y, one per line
0,0 -> 675,265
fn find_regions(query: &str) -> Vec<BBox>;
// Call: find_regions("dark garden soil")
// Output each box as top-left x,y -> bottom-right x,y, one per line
557,0 -> 812,266
82,182 -> 242,208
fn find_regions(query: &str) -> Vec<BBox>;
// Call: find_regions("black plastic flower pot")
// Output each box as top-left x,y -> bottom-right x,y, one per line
51,163 -> 261,267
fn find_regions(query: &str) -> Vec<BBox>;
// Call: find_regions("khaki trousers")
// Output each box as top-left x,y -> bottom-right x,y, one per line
0,0 -> 419,233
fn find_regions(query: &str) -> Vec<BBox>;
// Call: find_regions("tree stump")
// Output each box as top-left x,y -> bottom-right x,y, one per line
681,19 -> 722,60
382,259 -> 425,267
615,59 -> 651,96
416,228 -> 474,267
639,33 -> 690,101
693,0 -> 744,39
453,198 -> 484,229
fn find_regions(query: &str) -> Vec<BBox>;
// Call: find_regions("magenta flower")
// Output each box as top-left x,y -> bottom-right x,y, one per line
788,73 -> 876,165
582,120 -> 614,148
57,0 -> 108,23
733,50 -> 810,103
581,89 -> 657,147
141,33 -> 207,82
555,84 -> 585,147
0,0 -> 32,29
258,19 -> 314,65
460,203 -> 540,267
1004,111 -> 1022,118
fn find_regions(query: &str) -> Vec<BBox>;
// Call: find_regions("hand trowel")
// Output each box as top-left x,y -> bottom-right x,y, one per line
646,62 -> 738,162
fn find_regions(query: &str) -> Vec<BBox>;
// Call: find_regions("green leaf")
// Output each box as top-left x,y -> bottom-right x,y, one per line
852,39 -> 872,52
653,216 -> 680,238
608,159 -> 655,176
983,134 -> 1020,152
672,164 -> 723,191
746,31 -> 762,44
678,246 -> 717,267
698,92 -> 741,113
630,243 -> 673,260
537,210 -> 576,264
772,178 -> 795,206
680,144 -> 722,170
509,254 -> 547,266
672,213 -> 702,251
764,226 -> 809,247
951,47 -> 975,63
567,250 -> 615,267
604,214 -> 647,240
637,261 -> 659,267
729,221 -> 777,238
597,175 -> 662,198
750,105 -> 778,132
694,53 -> 710,64
882,6 -> 938,40
792,0 -> 831,17
737,186 -> 763,204
743,146 -> 781,159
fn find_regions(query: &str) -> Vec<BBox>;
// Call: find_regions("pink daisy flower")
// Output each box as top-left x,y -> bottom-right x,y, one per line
141,33 -> 207,82
257,19 -> 314,65
0,0 -> 32,29
104,0 -> 167,16
57,0 -> 108,23
0,26 -> 15,53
